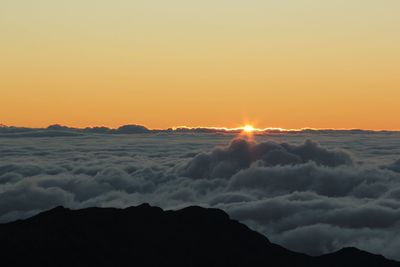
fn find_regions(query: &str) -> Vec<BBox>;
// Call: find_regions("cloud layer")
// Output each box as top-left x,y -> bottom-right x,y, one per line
1,133 -> 400,260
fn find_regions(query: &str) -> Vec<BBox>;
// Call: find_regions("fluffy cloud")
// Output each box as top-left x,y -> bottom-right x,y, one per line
181,139 -> 353,179
1,133 -> 400,260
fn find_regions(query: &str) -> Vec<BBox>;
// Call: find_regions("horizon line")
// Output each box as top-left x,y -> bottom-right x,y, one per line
1,123 -> 400,133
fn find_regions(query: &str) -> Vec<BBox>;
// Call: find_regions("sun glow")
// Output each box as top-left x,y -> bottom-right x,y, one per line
243,125 -> 255,133
240,124 -> 256,141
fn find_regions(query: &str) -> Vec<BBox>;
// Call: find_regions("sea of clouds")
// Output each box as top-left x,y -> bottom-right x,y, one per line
1,130 -> 400,260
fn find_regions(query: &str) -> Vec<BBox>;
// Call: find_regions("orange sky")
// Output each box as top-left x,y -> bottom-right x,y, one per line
1,1 -> 400,130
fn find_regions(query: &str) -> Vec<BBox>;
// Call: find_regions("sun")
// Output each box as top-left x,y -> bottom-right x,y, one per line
243,125 -> 255,133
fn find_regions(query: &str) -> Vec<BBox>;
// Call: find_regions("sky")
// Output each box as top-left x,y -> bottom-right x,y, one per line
1,0 -> 400,130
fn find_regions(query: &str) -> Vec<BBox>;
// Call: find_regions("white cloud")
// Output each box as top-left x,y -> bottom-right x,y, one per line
1,133 -> 400,260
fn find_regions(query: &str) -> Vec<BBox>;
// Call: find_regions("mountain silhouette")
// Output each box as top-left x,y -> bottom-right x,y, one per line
0,204 -> 398,267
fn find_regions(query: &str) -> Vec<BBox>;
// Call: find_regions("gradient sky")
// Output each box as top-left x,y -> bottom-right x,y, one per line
1,0 -> 399,130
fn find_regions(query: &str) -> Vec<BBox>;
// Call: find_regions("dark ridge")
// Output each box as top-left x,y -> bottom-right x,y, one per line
0,204 -> 398,267
315,247 -> 400,267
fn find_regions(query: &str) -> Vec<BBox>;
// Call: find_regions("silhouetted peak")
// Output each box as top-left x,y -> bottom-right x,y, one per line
114,124 -> 150,134
37,205 -> 69,216
0,205 -> 398,267
124,203 -> 164,215
136,203 -> 152,208
337,247 -> 366,254
53,205 -> 68,211
28,206 -> 70,220
176,206 -> 231,221
317,246 -> 399,267
47,124 -> 72,131
327,247 -> 384,258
